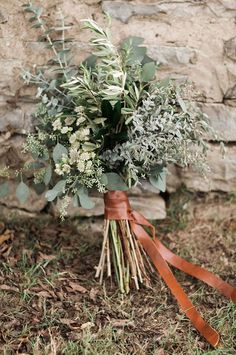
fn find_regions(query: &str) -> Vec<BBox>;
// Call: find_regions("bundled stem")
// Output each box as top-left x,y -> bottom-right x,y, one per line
96,219 -> 153,293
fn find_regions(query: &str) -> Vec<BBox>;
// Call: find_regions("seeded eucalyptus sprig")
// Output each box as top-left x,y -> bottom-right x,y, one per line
22,1 -> 73,78
22,2 -> 77,118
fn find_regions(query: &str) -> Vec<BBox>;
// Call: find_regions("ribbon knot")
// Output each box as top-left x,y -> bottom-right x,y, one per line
104,191 -> 236,347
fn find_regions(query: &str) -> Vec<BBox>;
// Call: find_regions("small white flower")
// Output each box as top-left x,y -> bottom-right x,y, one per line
61,154 -> 69,163
80,152 -> 90,161
62,164 -> 71,174
69,148 -> 79,164
77,128 -> 90,141
61,126 -> 72,134
69,133 -> 77,144
86,160 -> 92,169
38,131 -> 47,141
71,141 -> 80,150
52,118 -> 62,131
77,161 -> 85,172
74,106 -> 85,114
76,116 -> 86,126
55,164 -> 64,176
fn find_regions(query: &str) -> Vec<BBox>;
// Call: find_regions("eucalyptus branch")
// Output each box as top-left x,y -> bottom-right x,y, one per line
59,10 -> 68,68
23,2 -> 68,80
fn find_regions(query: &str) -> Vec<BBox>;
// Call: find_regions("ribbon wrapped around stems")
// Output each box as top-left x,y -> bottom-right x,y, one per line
104,191 -> 236,347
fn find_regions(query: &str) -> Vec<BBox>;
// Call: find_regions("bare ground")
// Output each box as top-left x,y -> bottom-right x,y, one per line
0,190 -> 235,355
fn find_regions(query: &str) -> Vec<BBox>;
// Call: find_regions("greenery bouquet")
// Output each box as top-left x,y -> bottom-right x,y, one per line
2,2 -> 235,347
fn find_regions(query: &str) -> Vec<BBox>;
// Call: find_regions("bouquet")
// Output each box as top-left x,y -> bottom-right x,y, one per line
1,2 -> 235,347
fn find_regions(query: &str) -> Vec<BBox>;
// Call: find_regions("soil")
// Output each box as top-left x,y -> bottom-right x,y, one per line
0,192 -> 235,354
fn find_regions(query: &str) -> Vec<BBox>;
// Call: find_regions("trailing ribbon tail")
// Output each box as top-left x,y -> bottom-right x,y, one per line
154,238 -> 236,302
132,210 -> 236,302
104,191 -> 236,347
130,222 -> 220,347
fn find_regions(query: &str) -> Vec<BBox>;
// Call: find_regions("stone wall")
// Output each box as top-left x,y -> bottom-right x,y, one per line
0,0 -> 236,218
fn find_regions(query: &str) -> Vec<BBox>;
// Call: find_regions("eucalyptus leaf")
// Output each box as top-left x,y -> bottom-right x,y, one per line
129,46 -> 147,64
141,62 -> 156,82
41,150 -> 49,161
26,161 -> 45,170
44,165 -> 52,185
0,182 -> 9,198
100,173 -> 108,186
149,169 -> 167,192
77,187 -> 95,209
105,173 -> 128,191
121,36 -> 144,48
45,189 -> 59,202
142,54 -> 156,65
16,181 -> 30,204
53,143 -> 68,163
53,180 -> 66,193
45,180 -> 66,201
72,194 -> 79,207
32,183 -> 46,195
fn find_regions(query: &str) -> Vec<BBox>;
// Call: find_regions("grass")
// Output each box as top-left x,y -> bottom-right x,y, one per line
0,192 -> 235,354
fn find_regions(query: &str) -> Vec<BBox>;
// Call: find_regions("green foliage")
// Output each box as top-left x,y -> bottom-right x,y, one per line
16,182 -> 30,204
45,180 -> 66,202
0,182 -> 10,198
77,187 -> 95,209
52,143 -> 68,163
105,173 -> 128,191
11,9 -> 214,216
102,82 -> 214,185
43,165 -> 52,185
141,62 -> 156,82
149,167 -> 167,192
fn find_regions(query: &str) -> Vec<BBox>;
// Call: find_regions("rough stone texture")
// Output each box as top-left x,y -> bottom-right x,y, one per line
129,195 -> 166,220
0,0 -> 236,216
224,36 -> 236,61
102,1 -> 236,23
0,180 -> 47,212
0,205 -> 38,219
179,145 -> 236,192
0,135 -> 28,170
0,101 -> 34,133
198,103 -> 236,141
148,46 -> 198,66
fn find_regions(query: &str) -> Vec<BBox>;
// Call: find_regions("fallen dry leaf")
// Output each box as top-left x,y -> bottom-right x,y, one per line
81,322 -> 95,330
60,318 -> 76,325
0,284 -> 19,292
89,287 -> 99,301
0,233 -> 11,245
111,319 -> 135,328
60,318 -> 80,330
0,222 -> 5,233
68,281 -> 87,293
154,349 -> 165,355
37,252 -> 57,262
36,290 -> 53,298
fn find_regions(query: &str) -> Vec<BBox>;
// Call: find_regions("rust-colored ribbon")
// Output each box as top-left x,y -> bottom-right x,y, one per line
104,191 -> 236,347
